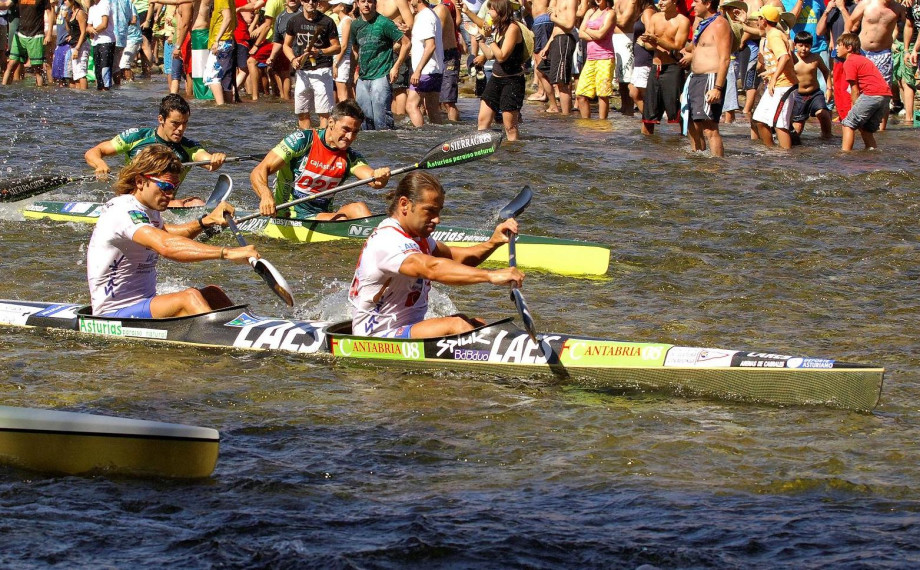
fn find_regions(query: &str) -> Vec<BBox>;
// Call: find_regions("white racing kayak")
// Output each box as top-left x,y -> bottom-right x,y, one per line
0,405 -> 219,478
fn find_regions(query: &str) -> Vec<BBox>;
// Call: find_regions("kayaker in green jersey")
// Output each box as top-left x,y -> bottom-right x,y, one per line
84,93 -> 227,207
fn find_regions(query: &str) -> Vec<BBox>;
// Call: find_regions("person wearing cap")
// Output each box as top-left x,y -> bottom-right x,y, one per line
682,0 -> 731,157
751,4 -> 796,149
771,0 -> 829,91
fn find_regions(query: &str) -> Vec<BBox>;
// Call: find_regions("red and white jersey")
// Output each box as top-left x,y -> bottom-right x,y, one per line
87,194 -> 163,315
349,217 -> 436,336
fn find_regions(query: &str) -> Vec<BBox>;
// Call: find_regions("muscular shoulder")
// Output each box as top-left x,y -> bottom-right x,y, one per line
275,129 -> 315,160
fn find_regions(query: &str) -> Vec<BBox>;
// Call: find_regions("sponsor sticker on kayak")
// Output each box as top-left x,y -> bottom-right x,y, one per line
79,318 -> 168,339
560,340 -> 669,366
664,347 -> 738,367
331,337 -> 424,361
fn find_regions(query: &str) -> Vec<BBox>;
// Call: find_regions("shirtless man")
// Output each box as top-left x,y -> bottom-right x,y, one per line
791,31 -> 832,140
846,0 -> 905,129
537,0 -> 577,114
684,0 -> 730,156
529,0 -> 553,101
612,0 -> 640,115
434,0 -> 461,120
377,0 -> 414,116
639,0 -> 690,134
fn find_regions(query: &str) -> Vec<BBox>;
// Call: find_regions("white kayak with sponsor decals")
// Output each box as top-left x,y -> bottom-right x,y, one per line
0,299 -> 884,411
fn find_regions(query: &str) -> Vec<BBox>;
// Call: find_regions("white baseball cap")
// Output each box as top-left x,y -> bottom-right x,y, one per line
330,0 -> 354,4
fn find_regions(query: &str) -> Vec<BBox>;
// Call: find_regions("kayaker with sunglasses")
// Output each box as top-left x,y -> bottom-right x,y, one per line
87,145 -> 258,319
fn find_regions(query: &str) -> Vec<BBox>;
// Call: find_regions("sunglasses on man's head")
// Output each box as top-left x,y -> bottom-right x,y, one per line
143,174 -> 178,194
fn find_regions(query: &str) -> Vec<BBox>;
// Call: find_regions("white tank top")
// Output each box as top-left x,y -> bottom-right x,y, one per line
349,217 -> 436,336
87,194 -> 163,315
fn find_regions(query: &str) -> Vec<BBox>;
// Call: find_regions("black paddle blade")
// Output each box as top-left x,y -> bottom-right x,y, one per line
511,288 -> 538,342
418,131 -> 504,169
205,174 -> 234,209
0,174 -> 72,202
499,186 -> 532,221
251,258 -> 295,307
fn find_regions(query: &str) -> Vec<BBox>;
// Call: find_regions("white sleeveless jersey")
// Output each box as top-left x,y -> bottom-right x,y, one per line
87,194 -> 163,315
349,217 -> 436,336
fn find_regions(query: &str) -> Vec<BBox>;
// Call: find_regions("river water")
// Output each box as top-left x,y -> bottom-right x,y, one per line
1,81 -> 919,567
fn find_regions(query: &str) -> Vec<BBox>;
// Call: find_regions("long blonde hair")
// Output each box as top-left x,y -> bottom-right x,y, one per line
113,145 -> 183,196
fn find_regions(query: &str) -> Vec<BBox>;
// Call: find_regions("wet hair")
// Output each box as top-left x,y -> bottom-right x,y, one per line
837,33 -> 860,52
158,94 -> 191,120
113,145 -> 183,195
329,99 -> 366,124
794,31 -> 813,45
384,171 -> 444,216
490,0 -> 515,36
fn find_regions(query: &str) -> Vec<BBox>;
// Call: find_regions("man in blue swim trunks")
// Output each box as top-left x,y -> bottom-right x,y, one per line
87,145 -> 259,319
845,0 -> 905,130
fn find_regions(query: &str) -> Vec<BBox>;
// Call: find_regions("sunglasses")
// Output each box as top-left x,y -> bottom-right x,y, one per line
143,174 -> 178,194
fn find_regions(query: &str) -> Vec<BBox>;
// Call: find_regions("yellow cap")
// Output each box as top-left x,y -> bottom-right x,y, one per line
758,5 -> 781,23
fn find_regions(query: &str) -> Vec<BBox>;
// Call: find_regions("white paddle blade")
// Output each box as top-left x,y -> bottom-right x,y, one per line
249,257 -> 295,307
205,174 -> 234,209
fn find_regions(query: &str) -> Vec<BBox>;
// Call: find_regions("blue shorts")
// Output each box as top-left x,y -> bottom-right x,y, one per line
410,73 -> 443,93
102,298 -> 154,319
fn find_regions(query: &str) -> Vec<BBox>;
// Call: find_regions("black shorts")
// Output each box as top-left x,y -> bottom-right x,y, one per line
687,72 -> 723,122
392,58 -> 411,89
642,63 -> 684,124
137,11 -> 153,42
482,74 -> 526,114
536,33 -> 575,85
791,89 -> 829,122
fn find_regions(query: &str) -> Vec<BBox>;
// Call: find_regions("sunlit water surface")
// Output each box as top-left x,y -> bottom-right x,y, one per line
1,81 -> 920,567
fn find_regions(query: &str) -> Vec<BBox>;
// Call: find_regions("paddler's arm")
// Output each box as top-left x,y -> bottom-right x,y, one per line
134,227 -> 258,263
190,149 -> 227,171
250,150 -> 286,216
434,218 -> 519,267
85,140 -> 119,178
351,163 -> 391,189
398,251 -> 524,287
161,201 -> 236,238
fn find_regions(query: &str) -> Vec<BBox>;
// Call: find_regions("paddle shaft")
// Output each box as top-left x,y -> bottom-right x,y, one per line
182,154 -> 263,167
235,163 -> 417,223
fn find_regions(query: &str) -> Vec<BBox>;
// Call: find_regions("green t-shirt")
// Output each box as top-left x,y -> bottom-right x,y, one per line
111,127 -> 206,182
350,13 -> 403,81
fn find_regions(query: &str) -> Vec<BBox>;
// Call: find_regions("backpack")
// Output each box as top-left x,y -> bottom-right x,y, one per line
516,20 -> 534,61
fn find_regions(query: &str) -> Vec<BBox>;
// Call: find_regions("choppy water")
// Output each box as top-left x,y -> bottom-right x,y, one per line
2,81 -> 920,568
